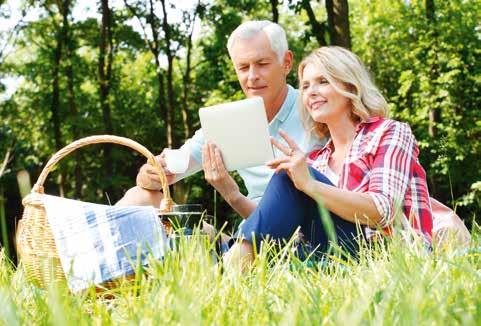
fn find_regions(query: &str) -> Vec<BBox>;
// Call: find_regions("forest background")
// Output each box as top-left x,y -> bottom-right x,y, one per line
0,0 -> 480,260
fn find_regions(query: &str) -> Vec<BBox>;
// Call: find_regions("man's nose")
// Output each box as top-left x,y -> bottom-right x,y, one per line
247,65 -> 258,81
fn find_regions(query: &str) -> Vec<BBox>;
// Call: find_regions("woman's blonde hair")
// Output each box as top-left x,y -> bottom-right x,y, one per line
297,46 -> 388,139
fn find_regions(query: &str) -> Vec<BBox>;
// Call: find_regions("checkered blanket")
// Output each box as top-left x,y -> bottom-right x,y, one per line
42,194 -> 168,292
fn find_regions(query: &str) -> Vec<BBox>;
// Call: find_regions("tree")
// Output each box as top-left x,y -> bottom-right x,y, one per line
290,0 -> 328,46
425,0 -> 439,137
326,0 -> 351,48
124,0 -> 186,149
351,0 -> 481,222
289,0 -> 351,48
269,0 -> 279,23
46,1 -> 67,195
99,0 -> 115,195
179,2 -> 204,141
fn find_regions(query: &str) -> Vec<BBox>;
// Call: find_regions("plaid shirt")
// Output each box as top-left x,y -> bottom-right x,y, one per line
308,117 -> 433,242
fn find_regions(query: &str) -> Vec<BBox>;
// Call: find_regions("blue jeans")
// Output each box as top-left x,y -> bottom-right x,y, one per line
239,168 -> 363,258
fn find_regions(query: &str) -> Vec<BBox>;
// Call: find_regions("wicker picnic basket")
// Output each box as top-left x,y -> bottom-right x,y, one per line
16,135 -> 174,289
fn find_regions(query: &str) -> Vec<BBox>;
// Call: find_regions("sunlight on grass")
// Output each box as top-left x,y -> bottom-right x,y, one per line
0,225 -> 480,325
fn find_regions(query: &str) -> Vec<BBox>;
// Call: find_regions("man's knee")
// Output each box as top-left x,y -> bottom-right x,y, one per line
116,186 -> 163,207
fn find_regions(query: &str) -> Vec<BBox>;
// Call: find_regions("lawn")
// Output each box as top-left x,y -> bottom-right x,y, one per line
0,226 -> 480,325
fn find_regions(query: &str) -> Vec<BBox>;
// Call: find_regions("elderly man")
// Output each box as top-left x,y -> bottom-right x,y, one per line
117,20 -> 319,219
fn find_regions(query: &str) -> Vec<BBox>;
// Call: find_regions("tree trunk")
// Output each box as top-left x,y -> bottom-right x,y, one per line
160,0 -> 176,149
124,0 -> 169,147
300,0 -> 327,46
143,0 -> 168,148
60,0 -> 82,198
325,0 -> 351,49
99,0 -> 114,196
0,147 -> 12,178
181,33 -> 192,142
426,0 -> 439,138
181,7 -> 199,142
269,0 -> 279,23
160,0 -> 186,202
426,0 -> 435,21
175,5 -> 200,204
50,2 -> 65,196
0,189 -> 10,258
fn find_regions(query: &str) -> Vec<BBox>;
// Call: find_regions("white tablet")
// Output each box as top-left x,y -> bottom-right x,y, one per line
199,97 -> 274,171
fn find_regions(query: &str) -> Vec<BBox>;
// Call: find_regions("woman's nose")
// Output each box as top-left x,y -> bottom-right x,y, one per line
306,84 -> 318,96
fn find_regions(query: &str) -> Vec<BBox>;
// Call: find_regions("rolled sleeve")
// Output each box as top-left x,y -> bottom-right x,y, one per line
183,129 -> 205,164
368,192 -> 392,228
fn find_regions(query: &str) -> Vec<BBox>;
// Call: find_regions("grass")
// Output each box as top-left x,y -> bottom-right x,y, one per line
0,225 -> 480,325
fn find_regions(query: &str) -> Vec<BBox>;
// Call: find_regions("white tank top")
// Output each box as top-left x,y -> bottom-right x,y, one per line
323,165 -> 339,186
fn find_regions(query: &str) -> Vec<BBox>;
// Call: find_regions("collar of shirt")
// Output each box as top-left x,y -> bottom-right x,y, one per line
314,116 -> 383,153
308,116 -> 383,171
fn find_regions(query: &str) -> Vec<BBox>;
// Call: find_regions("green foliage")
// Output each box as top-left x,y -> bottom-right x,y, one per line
351,0 -> 481,219
0,0 -> 480,253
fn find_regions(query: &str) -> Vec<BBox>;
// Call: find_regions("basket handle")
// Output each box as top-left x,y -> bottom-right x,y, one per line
31,135 -> 174,213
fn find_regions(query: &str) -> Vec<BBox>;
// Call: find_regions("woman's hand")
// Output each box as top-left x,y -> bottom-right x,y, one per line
266,130 -> 314,193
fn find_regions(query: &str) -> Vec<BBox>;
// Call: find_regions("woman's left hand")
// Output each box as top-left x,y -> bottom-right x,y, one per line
266,130 -> 314,193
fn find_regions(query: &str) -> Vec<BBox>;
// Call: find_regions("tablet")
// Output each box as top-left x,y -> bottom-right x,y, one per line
199,97 -> 274,171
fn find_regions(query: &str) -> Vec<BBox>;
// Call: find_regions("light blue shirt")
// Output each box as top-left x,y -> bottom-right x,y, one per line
183,85 -> 321,203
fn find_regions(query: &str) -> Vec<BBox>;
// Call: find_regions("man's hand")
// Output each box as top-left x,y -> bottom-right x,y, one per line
136,151 -> 176,190
202,142 -> 240,203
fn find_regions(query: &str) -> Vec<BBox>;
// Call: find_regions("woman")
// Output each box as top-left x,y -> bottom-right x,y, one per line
223,46 -> 433,268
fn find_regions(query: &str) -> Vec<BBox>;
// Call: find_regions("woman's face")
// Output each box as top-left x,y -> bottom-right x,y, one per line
301,63 -> 352,125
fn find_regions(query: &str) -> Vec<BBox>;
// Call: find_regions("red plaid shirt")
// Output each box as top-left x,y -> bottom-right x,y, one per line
308,117 -> 433,242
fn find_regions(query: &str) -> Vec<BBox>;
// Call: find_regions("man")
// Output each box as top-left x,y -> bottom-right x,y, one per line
117,20 -> 319,219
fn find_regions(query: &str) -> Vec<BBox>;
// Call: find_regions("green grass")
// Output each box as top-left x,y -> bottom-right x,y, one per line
0,226 -> 480,325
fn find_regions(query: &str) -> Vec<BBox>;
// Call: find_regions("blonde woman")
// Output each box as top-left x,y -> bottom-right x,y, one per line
224,46 -> 433,267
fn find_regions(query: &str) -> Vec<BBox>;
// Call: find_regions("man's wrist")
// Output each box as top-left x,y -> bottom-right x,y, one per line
224,189 -> 242,206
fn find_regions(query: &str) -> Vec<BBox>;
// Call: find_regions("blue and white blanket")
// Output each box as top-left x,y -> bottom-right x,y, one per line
42,194 -> 168,292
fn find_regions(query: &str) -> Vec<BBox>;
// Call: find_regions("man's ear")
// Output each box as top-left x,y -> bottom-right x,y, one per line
283,50 -> 294,75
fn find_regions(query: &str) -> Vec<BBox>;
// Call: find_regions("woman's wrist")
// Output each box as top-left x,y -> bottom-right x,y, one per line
302,178 -> 320,198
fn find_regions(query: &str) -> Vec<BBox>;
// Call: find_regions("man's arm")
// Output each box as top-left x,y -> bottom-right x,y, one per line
223,191 -> 257,218
136,152 -> 201,189
137,141 -> 257,218
202,142 -> 256,218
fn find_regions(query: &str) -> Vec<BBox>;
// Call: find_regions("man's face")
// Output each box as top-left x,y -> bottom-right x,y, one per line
230,32 -> 291,111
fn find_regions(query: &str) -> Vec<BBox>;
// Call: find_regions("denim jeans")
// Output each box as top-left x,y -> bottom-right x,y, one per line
239,167 -> 363,258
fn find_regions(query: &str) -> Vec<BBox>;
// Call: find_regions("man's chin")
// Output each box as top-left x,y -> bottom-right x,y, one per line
247,88 -> 268,97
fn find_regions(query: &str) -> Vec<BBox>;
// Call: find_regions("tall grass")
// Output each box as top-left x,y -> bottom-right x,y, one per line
0,225 -> 480,325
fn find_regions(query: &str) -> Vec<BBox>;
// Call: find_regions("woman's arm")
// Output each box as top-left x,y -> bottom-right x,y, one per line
269,131 -> 380,226
301,180 -> 381,227
270,123 -> 418,229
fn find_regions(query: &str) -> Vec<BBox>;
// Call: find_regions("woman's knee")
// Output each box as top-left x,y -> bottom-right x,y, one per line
269,170 -> 294,188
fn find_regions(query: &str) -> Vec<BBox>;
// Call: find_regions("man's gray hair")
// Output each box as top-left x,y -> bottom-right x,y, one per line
227,20 -> 288,62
